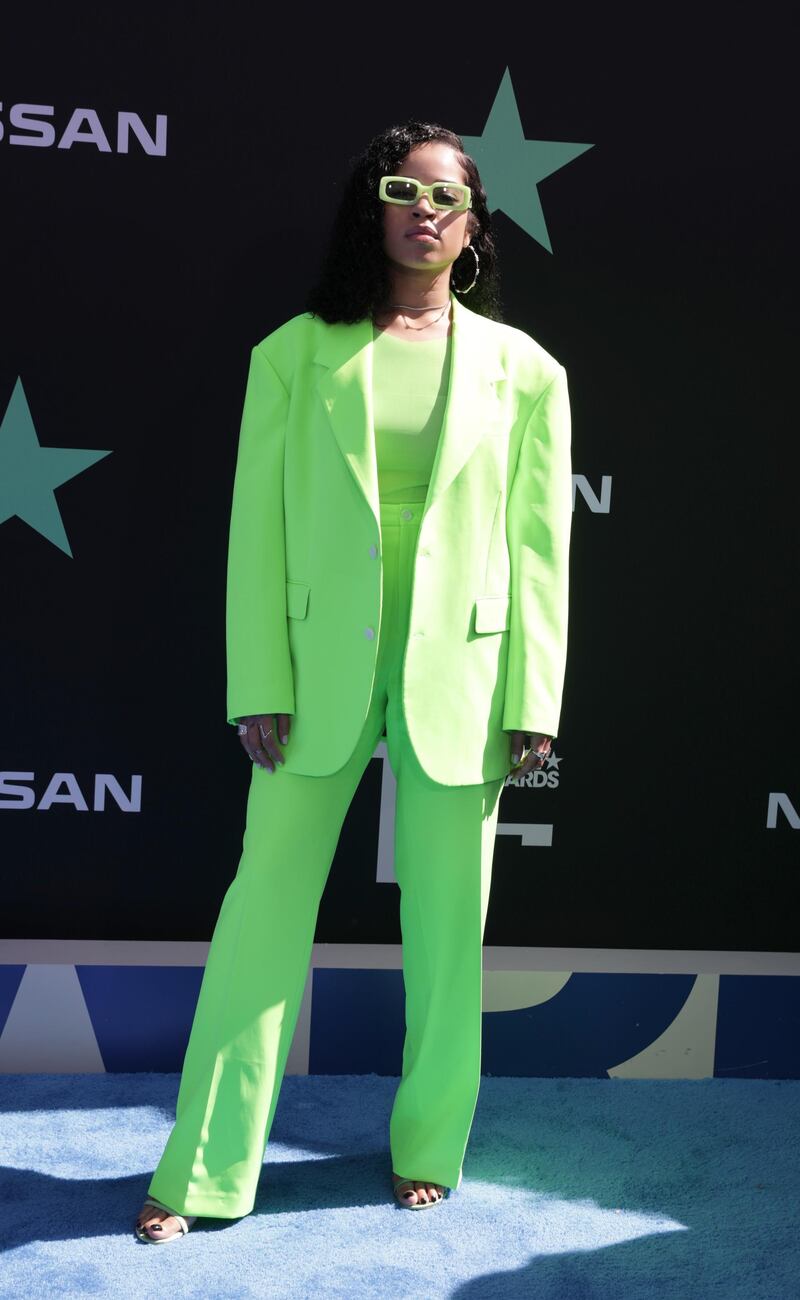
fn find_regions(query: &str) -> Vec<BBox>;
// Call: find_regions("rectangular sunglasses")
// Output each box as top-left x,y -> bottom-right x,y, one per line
378,175 -> 472,213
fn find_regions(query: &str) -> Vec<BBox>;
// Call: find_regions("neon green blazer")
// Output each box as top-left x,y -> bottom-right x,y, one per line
226,289 -> 572,785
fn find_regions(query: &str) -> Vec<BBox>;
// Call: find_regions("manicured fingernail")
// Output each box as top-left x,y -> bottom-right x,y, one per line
511,753 -> 519,764
281,735 -> 288,744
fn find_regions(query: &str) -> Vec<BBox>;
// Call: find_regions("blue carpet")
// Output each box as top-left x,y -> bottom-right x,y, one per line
0,1073 -> 797,1298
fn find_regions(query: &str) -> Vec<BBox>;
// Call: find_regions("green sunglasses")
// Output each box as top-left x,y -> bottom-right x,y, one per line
378,175 -> 472,213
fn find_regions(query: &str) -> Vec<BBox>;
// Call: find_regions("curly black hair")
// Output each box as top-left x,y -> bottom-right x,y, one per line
303,120 -> 503,325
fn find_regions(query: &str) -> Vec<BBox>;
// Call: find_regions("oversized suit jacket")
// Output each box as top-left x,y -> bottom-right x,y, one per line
225,290 -> 572,785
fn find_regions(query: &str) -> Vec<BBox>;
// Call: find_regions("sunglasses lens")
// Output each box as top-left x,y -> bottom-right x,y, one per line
432,185 -> 466,208
384,179 -> 419,203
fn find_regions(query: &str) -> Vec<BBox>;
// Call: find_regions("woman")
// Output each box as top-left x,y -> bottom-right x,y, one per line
135,120 -> 572,1242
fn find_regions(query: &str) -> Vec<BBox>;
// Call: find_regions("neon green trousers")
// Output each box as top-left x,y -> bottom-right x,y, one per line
147,500 -> 505,1218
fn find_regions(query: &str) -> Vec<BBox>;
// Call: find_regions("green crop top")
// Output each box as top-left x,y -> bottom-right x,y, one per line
371,324 -> 453,503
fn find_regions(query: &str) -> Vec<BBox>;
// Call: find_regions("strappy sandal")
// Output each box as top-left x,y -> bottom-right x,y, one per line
134,1196 -> 197,1243
392,1174 -> 447,1210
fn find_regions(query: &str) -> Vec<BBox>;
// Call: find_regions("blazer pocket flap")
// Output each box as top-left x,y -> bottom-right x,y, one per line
474,595 -> 511,633
286,580 -> 310,620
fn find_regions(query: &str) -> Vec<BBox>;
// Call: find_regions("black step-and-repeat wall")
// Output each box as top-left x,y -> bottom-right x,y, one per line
2,9 -> 797,950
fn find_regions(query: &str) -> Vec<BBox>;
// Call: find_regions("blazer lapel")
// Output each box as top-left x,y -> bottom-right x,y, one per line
425,293 -> 506,512
313,314 -> 379,523
312,290 -> 506,529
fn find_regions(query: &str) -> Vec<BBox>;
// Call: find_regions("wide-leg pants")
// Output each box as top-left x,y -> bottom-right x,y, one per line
147,500 -> 505,1218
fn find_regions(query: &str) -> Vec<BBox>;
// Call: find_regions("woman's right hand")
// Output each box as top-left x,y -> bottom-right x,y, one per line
235,713 -> 292,772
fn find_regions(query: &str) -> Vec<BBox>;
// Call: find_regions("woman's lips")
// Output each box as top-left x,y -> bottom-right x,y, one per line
407,233 -> 437,241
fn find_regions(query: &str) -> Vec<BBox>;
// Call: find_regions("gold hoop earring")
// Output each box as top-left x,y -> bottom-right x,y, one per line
453,244 -> 480,295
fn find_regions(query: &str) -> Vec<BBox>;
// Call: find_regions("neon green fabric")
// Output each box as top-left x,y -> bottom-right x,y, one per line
148,500 -> 505,1218
225,292 -> 572,784
371,325 -> 451,504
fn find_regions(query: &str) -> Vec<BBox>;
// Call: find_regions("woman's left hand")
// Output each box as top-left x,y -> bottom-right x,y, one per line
506,731 -> 553,777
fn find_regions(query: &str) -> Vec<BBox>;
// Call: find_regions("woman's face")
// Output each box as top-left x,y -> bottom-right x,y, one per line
380,141 -> 473,281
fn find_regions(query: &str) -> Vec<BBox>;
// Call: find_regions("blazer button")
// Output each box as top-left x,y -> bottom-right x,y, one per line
369,544 -> 378,558
401,508 -> 413,520
364,626 -> 375,639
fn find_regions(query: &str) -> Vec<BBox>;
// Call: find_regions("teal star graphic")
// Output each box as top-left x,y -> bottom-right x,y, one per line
0,376 -> 112,557
460,67 -> 594,252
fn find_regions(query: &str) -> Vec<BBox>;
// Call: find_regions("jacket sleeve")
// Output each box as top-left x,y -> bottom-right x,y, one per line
502,364 -> 572,737
225,343 -> 295,726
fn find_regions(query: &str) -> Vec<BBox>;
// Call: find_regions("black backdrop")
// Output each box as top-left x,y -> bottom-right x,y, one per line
2,5 -> 797,949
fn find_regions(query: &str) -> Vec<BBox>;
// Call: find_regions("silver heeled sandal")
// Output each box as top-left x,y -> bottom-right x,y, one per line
134,1196 -> 197,1243
392,1173 -> 447,1210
